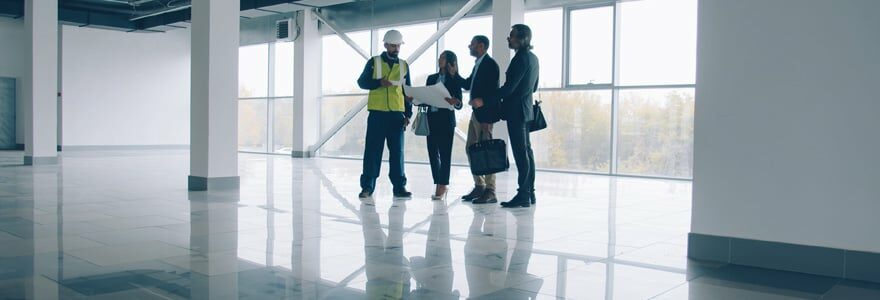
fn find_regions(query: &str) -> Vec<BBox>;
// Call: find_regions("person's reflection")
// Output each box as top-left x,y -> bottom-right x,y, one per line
465,205 -> 508,297
361,200 -> 411,299
411,201 -> 459,299
503,209 -> 542,298
465,207 -> 542,299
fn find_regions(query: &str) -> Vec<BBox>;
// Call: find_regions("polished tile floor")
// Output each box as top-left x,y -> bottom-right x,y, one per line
0,150 -> 878,299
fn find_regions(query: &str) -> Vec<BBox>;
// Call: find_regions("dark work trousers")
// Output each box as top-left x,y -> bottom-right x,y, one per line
425,112 -> 455,185
507,121 -> 535,196
360,111 -> 408,192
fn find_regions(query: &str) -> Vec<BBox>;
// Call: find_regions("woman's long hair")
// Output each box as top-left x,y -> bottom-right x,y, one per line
441,50 -> 458,76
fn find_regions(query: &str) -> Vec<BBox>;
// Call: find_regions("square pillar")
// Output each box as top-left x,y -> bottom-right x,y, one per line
492,0 -> 525,77
189,0 -> 240,190
23,0 -> 58,165
292,10 -> 322,158
491,0 -> 525,174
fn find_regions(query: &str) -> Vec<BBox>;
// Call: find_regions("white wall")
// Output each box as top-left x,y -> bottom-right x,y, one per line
692,0 -> 880,253
0,18 -> 28,144
61,25 -> 191,146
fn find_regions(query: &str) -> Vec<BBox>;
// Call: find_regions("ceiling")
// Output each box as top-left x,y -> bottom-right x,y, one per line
0,0 -> 356,32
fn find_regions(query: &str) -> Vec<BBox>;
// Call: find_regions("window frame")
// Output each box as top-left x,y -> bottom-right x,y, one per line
238,41 -> 298,155
314,0 -> 697,180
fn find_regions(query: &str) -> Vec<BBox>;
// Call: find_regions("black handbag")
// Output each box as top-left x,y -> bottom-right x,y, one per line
467,139 -> 510,176
529,100 -> 547,132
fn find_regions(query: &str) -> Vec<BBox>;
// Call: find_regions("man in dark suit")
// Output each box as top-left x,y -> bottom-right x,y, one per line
473,25 -> 540,208
461,35 -> 501,204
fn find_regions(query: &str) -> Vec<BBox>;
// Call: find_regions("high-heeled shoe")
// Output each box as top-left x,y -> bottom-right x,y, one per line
431,185 -> 448,201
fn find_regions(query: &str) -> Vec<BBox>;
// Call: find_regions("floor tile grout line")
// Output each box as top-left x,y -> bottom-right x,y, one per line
648,280 -> 689,299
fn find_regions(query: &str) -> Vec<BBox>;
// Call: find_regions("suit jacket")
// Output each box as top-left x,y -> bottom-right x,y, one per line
424,72 -> 465,127
493,50 -> 539,123
464,55 -> 501,123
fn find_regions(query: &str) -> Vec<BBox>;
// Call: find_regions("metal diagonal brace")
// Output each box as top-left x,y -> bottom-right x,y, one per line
312,9 -> 370,60
405,0 -> 483,64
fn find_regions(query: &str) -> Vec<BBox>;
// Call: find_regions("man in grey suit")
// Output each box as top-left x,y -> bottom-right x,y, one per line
473,24 -> 540,208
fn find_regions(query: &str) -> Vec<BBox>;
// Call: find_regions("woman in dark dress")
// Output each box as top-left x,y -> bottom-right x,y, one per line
419,50 -> 465,200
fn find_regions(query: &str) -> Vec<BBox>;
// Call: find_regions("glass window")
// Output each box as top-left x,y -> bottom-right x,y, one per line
239,100 -> 268,152
378,22 -> 438,87
441,16 -> 493,83
239,44 -> 269,97
274,42 -> 295,97
403,125 -> 429,163
322,30 -> 371,95
525,9 -> 563,88
619,0 -> 697,85
320,96 -> 367,158
452,93 -> 474,165
569,6 -> 614,85
532,90 -> 612,172
273,98 -> 294,154
617,88 -> 694,178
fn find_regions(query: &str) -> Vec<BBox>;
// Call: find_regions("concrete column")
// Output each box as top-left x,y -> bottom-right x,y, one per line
492,0 -> 524,78
189,0 -> 240,191
57,25 -> 63,149
491,0 -> 524,186
23,0 -> 58,165
292,10 -> 322,158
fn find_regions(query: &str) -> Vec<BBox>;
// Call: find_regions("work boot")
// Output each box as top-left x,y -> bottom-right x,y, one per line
393,187 -> 412,199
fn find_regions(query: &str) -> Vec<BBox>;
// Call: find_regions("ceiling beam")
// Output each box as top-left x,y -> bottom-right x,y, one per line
1,0 -> 318,31
0,1 -> 24,18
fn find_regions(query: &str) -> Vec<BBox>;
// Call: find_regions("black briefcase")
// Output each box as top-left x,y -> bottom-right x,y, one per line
467,139 -> 510,176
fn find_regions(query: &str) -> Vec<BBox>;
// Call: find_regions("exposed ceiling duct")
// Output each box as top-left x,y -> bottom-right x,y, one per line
0,0 -> 357,32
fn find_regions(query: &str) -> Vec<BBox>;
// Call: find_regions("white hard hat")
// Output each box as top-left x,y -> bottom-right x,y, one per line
383,30 -> 405,45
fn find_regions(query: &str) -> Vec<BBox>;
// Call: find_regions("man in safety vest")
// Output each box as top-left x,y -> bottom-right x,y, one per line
356,29 -> 414,200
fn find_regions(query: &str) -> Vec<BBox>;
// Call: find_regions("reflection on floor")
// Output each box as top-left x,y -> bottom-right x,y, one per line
0,150 -> 878,299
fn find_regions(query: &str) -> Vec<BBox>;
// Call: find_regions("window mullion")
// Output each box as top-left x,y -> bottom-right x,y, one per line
267,43 -> 276,154
562,6 -> 571,88
610,2 -> 622,175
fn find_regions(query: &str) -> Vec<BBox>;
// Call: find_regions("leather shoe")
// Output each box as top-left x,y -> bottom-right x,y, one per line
461,186 -> 485,202
501,195 -> 531,208
472,189 -> 497,204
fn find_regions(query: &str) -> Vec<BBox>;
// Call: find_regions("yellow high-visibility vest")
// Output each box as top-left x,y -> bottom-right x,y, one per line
368,56 -> 408,112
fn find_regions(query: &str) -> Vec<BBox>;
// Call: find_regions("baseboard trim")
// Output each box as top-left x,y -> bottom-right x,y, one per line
188,175 -> 240,191
688,233 -> 880,283
291,150 -> 315,158
61,145 -> 189,151
24,155 -> 58,165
